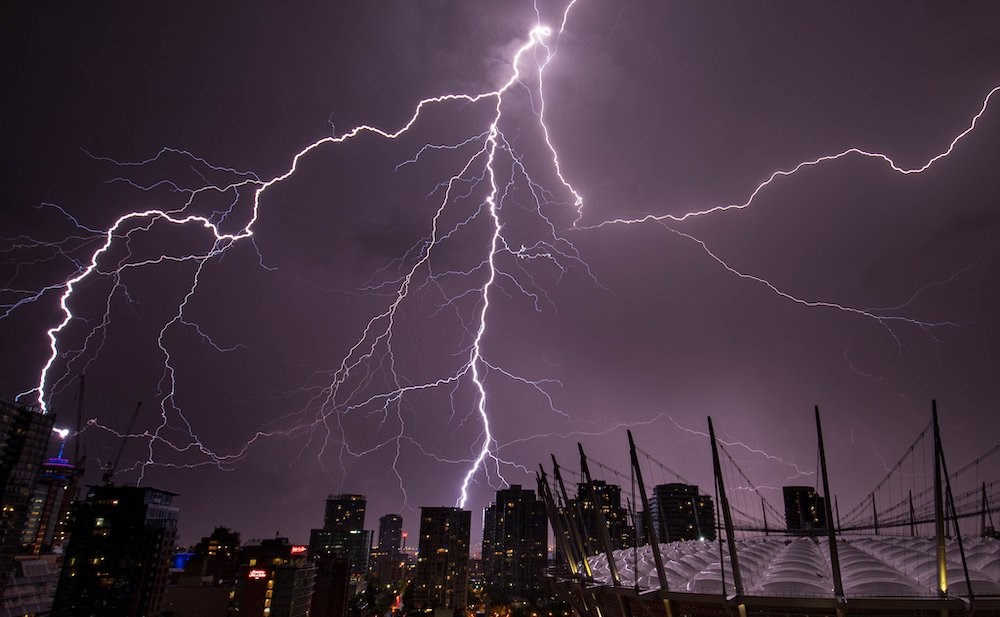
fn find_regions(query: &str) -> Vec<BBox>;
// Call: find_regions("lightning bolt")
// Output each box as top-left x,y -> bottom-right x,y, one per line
3,0 -> 997,513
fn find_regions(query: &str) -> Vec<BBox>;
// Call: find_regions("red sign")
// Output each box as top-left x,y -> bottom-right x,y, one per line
291,545 -> 307,555
248,569 -> 267,580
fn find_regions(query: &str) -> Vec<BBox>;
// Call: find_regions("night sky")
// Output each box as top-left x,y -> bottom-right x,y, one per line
3,2 -> 999,550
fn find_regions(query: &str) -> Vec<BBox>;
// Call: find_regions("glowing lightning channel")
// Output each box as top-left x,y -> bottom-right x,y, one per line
8,13 -> 589,509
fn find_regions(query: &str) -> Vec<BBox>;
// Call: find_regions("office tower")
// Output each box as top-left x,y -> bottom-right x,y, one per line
575,479 -> 634,553
412,507 -> 471,612
783,486 -> 827,531
51,485 -> 178,617
633,509 -> 647,546
163,527 -> 240,617
20,454 -> 79,555
309,494 -> 372,575
370,513 -> 404,583
649,483 -> 716,543
235,537 -> 315,617
309,555 -> 351,617
481,485 -> 548,600
184,526 -> 241,583
377,514 -> 403,554
324,494 -> 366,532
0,400 -> 56,595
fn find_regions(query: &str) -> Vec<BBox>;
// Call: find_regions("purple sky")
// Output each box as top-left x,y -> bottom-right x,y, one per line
3,1 -> 999,550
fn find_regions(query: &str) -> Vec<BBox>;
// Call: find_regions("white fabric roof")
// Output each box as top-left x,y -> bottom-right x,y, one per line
585,535 -> 1000,598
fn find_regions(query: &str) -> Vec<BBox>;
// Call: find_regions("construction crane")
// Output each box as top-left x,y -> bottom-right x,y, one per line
102,401 -> 142,485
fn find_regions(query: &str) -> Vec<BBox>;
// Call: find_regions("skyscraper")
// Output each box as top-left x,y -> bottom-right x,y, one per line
20,454 -> 79,555
412,507 -> 470,613
370,513 -> 404,583
51,485 -> 179,617
309,494 -> 372,575
481,485 -> 548,601
783,486 -> 826,531
575,479 -> 634,553
184,526 -> 241,583
649,483 -> 716,543
324,494 -> 366,532
235,537 -> 315,617
377,513 -> 403,554
0,400 -> 55,595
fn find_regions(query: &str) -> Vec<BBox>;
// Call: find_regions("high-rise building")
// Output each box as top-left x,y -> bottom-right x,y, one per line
309,494 -> 372,576
783,486 -> 826,531
370,513 -> 404,583
310,555 -> 351,617
324,494 -> 366,532
235,537 -> 315,617
481,485 -> 548,601
20,453 -> 79,555
0,400 -> 56,595
649,483 -> 716,543
412,507 -> 470,613
184,526 -> 241,583
51,485 -> 178,617
575,480 -> 634,554
377,513 -> 403,554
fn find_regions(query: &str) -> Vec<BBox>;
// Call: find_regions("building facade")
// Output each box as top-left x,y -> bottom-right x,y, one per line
51,485 -> 178,617
309,494 -> 372,575
370,513 -> 405,584
185,526 -> 241,583
0,400 -> 56,595
20,454 -> 79,555
481,485 -> 548,601
575,480 -> 634,554
236,537 -> 315,617
782,485 -> 826,531
649,483 -> 716,543
412,507 -> 470,613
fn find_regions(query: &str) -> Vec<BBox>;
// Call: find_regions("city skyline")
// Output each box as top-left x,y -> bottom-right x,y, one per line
2,1 -> 1000,549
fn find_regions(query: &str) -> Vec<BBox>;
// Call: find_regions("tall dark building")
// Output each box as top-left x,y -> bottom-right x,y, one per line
412,507 -> 470,612
184,526 -> 241,583
309,494 -> 372,576
236,537 -> 315,617
649,483 -> 716,543
783,485 -> 827,531
310,555 -> 351,617
51,485 -> 178,617
20,453 -> 79,555
575,480 -> 634,554
0,400 -> 55,595
324,494 -> 366,532
377,513 -> 403,554
481,485 -> 548,601
370,513 -> 404,583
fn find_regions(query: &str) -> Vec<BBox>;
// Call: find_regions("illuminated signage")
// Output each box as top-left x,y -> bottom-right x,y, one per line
248,569 -> 267,580
290,545 -> 306,555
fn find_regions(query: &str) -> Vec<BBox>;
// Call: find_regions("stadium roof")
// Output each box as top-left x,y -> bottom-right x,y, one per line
586,535 -> 1000,598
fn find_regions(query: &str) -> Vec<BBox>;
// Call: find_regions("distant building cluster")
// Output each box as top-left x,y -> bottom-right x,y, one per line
0,397 -> 866,617
1,399 -> 569,617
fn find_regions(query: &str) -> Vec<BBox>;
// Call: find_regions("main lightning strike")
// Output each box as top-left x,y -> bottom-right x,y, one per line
3,1 -> 998,512
8,17 -> 586,508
